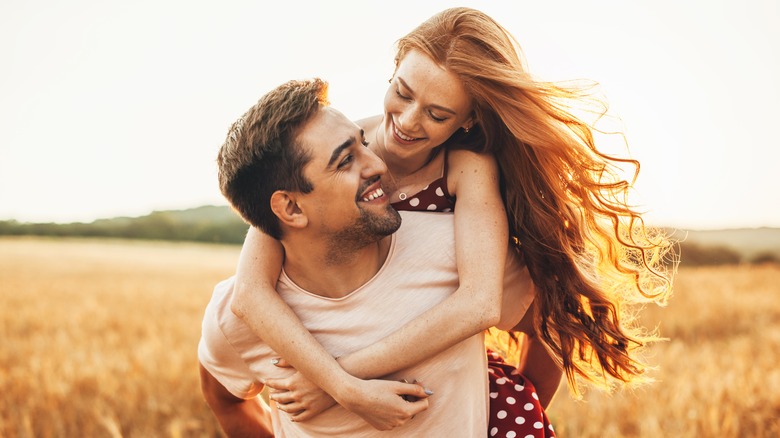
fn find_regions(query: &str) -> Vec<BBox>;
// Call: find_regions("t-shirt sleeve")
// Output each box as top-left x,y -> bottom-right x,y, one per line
198,286 -> 264,400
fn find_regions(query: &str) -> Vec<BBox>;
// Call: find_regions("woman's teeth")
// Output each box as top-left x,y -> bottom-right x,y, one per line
394,126 -> 417,141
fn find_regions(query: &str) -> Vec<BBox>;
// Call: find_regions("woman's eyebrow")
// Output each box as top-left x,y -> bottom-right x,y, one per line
397,77 -> 457,115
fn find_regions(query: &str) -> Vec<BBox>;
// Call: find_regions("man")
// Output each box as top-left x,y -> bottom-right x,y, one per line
198,78 -> 543,436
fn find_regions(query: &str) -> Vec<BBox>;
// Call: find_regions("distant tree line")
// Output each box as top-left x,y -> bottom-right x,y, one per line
1,206 -> 778,265
679,241 -> 778,266
0,208 -> 250,245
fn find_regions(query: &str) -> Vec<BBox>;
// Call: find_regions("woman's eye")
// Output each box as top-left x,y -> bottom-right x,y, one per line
429,112 -> 446,122
395,89 -> 411,101
362,140 -> 370,147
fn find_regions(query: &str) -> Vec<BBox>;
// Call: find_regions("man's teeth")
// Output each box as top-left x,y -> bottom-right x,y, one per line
395,126 -> 416,141
362,187 -> 385,201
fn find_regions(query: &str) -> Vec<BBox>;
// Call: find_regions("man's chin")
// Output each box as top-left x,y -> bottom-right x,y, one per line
367,206 -> 402,236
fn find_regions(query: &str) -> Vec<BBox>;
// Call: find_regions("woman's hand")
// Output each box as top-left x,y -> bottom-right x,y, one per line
335,378 -> 433,431
265,358 -> 433,430
265,359 -> 337,421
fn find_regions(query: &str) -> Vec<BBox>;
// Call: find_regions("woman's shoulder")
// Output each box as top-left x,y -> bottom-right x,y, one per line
447,149 -> 499,181
353,114 -> 383,131
444,148 -> 501,199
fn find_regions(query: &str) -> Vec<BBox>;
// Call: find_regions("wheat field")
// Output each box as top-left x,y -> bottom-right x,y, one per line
1,237 -> 778,437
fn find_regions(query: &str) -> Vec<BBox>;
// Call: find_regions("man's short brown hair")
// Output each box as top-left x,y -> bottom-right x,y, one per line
217,78 -> 329,239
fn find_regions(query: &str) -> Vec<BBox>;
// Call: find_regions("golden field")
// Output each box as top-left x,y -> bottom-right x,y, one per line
1,236 -> 779,437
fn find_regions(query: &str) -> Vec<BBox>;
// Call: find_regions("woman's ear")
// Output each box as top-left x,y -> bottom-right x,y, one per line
270,191 -> 308,230
461,115 -> 476,132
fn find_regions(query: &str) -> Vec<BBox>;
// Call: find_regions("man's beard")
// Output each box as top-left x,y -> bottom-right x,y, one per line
324,204 -> 401,265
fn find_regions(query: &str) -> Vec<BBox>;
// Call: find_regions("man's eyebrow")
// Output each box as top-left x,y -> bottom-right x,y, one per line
397,77 -> 457,115
326,129 -> 365,168
326,136 -> 355,169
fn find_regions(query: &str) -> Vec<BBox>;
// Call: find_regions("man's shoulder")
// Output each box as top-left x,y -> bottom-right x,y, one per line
200,276 -> 239,340
201,276 -> 260,346
397,210 -> 454,233
390,211 -> 456,266
205,276 -> 236,318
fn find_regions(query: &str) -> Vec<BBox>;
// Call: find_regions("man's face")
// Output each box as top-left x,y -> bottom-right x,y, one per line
295,106 -> 401,258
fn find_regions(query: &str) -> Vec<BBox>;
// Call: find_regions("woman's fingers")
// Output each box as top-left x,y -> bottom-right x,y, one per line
275,400 -> 306,414
395,380 -> 434,402
264,377 -> 290,391
405,397 -> 430,417
268,391 -> 297,405
290,407 -> 321,422
270,357 -> 292,368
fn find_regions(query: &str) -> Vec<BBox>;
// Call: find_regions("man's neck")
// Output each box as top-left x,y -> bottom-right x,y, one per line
281,235 -> 392,299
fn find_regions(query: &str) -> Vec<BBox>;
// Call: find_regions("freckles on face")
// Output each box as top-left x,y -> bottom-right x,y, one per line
388,50 -> 473,131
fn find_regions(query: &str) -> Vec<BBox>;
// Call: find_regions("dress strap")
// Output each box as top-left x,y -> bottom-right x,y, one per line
441,148 -> 453,200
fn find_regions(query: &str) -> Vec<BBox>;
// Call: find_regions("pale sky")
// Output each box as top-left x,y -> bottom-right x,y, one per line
1,0 -> 778,229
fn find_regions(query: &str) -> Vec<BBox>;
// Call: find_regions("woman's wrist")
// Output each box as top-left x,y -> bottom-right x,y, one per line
327,373 -> 366,408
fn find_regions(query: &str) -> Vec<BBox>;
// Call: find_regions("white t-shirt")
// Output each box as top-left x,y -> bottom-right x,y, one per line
198,211 -> 532,437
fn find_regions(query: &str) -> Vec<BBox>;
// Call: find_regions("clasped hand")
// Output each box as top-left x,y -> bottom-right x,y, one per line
264,358 -> 433,430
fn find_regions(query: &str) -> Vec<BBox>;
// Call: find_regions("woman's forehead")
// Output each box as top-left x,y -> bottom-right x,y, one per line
395,50 -> 472,113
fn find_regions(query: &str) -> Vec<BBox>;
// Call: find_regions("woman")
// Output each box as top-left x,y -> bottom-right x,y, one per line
229,7 -> 673,435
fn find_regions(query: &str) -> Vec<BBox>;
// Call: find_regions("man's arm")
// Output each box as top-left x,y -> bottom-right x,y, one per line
199,362 -> 274,438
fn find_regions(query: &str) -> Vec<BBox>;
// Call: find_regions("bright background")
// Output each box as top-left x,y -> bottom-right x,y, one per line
1,0 -> 778,229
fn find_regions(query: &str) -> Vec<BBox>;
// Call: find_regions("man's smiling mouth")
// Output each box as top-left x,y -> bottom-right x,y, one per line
361,187 -> 386,202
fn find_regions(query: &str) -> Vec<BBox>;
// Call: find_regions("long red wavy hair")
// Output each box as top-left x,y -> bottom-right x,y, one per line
397,7 -> 676,393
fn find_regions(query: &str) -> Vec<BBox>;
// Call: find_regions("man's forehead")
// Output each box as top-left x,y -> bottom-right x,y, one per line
298,106 -> 358,161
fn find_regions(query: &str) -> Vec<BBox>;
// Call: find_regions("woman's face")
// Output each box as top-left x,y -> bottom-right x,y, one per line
381,50 -> 473,163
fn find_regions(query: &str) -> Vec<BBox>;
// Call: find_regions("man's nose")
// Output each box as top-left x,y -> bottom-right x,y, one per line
361,146 -> 388,179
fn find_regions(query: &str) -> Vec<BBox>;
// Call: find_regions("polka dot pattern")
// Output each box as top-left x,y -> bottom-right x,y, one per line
487,349 -> 555,437
390,176 -> 455,213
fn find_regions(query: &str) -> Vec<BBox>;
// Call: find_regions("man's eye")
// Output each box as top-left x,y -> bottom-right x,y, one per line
338,154 -> 354,168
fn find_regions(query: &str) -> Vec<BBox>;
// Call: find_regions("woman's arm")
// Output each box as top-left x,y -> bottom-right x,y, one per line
231,230 -> 369,403
231,228 -> 429,425
231,229 -> 348,392
337,149 -> 510,378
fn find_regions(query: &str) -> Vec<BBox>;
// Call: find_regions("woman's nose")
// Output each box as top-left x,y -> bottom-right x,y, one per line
396,106 -> 420,131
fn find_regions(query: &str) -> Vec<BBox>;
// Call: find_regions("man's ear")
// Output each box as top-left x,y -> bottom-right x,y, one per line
270,191 -> 308,230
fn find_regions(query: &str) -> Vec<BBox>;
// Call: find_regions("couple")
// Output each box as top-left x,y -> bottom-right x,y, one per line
199,78 -> 549,436
199,7 -> 672,437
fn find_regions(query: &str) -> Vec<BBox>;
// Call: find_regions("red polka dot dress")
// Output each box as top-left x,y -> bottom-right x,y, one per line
487,350 -> 555,437
392,149 -> 555,437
